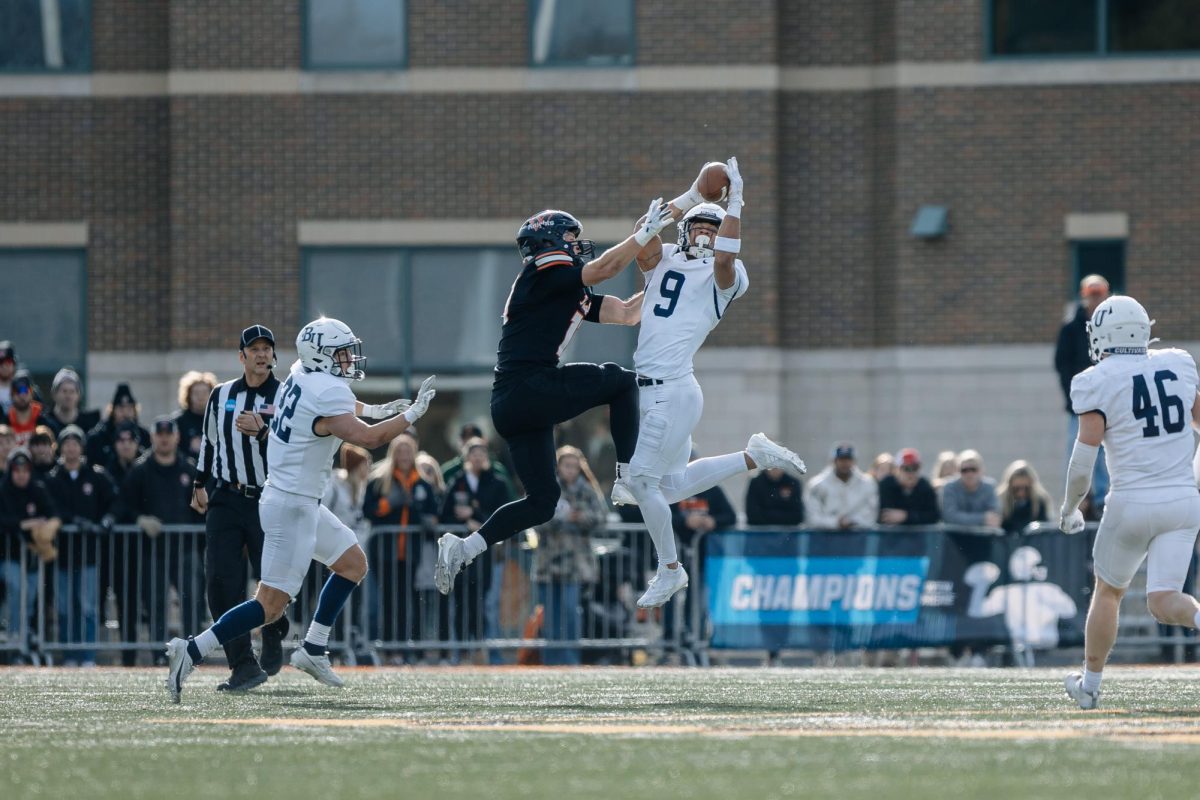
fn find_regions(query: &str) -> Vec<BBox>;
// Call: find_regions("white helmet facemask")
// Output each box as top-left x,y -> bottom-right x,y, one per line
677,203 -> 726,260
1086,295 -> 1158,363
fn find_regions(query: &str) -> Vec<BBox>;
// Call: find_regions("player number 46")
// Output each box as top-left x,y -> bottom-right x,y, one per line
1131,370 -> 1185,438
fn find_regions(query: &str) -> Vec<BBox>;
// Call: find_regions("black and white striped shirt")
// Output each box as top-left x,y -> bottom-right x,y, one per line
196,374 -> 281,488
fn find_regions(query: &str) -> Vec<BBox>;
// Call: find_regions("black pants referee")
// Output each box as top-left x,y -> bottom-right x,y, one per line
190,324 -> 289,691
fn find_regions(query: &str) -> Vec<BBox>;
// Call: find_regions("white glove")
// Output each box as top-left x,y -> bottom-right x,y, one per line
402,376 -> 437,424
633,197 -> 674,246
725,156 -> 744,216
1059,506 -> 1085,535
361,398 -> 412,419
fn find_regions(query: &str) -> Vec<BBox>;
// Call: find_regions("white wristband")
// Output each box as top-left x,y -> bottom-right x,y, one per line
402,408 -> 421,425
726,199 -> 743,219
714,236 -> 741,254
634,228 -> 657,247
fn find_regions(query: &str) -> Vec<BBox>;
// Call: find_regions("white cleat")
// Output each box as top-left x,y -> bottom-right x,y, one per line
637,565 -> 689,608
435,533 -> 468,595
291,648 -> 345,688
746,432 -> 807,476
611,478 -> 638,507
164,637 -> 196,704
1064,671 -> 1100,710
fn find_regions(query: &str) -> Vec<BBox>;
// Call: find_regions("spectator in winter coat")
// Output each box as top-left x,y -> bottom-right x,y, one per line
86,383 -> 150,467
0,448 -> 60,657
879,448 -> 941,526
745,468 -> 804,527
939,449 -> 1001,528
804,443 -> 878,530
997,460 -> 1053,534
40,367 -> 100,438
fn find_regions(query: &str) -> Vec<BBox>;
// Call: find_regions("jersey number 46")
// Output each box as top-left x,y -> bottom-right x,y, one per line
1132,370 -> 1185,438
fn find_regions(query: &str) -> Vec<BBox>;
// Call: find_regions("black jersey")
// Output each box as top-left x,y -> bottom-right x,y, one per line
495,251 -> 605,374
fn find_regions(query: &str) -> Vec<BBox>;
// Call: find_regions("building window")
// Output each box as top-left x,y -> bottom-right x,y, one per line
302,247 -> 637,375
990,0 -> 1200,56
0,0 -> 91,72
304,0 -> 406,70
1071,240 -> 1125,296
0,250 -> 87,386
531,0 -> 635,67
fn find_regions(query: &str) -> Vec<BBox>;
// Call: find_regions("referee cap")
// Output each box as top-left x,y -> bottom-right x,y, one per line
240,324 -> 275,350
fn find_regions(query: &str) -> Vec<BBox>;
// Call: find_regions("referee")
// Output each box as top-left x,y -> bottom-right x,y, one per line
190,324 -> 289,691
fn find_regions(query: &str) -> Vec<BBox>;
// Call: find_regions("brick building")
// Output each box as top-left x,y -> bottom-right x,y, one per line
2,1 -> 1198,501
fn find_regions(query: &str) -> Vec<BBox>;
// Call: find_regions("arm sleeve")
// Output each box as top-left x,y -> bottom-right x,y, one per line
534,263 -> 586,297
803,479 -> 838,529
716,261 -> 750,302
195,386 -> 219,482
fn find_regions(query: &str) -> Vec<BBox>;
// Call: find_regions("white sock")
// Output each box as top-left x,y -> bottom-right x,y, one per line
305,621 -> 332,648
659,452 -> 749,504
616,462 -> 630,481
194,628 -> 220,659
1192,608 -> 1200,631
464,532 -> 487,560
1082,667 -> 1102,693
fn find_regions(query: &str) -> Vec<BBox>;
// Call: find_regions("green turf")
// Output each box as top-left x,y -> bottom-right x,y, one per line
4,666 -> 1200,800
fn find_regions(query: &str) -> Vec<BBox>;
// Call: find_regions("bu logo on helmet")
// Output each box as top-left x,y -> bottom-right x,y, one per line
300,326 -> 324,347
1092,308 -> 1111,327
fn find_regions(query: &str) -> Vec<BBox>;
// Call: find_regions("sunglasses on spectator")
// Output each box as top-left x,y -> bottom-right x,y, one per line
900,465 -> 920,473
960,465 -> 979,473
15,385 -> 31,395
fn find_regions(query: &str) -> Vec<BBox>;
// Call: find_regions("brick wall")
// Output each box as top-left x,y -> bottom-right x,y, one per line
639,0 -> 779,65
169,0 -> 299,69
165,92 -> 779,348
92,0 -> 169,70
0,99 -> 169,350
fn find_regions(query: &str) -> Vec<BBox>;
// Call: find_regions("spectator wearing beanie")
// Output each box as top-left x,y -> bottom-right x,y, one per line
27,426 -> 57,479
42,367 -> 100,438
86,383 -> 150,467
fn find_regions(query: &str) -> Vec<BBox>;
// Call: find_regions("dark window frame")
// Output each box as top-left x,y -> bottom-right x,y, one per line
0,0 -> 92,74
0,247 -> 89,385
528,0 -> 637,68
301,0 -> 409,71
986,0 -> 1200,59
1070,238 -> 1126,298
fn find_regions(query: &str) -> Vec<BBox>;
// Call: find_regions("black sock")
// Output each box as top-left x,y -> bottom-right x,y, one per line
303,640 -> 325,657
186,638 -> 203,663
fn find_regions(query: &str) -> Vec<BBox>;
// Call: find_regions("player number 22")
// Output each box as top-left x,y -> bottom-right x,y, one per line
1131,370 -> 1185,438
271,381 -> 303,443
653,270 -> 686,318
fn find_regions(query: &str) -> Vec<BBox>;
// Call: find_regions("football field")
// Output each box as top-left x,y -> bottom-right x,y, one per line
4,665 -> 1200,799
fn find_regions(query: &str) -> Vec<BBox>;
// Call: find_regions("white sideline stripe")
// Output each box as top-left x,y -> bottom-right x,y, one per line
5,58 -> 1200,97
297,219 -> 635,246
0,221 -> 88,246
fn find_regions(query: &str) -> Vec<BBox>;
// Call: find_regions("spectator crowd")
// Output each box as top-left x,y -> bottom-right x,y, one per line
0,336 -> 1078,668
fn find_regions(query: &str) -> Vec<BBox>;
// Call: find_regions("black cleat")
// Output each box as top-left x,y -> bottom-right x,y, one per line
260,615 -> 290,676
217,661 -> 268,693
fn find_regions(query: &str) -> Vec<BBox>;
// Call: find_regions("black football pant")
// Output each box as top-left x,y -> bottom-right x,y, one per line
481,362 -> 638,547
205,490 -> 286,669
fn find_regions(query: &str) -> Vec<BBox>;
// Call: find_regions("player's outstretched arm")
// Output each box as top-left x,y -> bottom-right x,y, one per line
581,198 -> 673,287
1059,410 -> 1104,533
1191,391 -> 1200,430
597,291 -> 644,325
714,156 -> 744,291
317,376 -> 436,449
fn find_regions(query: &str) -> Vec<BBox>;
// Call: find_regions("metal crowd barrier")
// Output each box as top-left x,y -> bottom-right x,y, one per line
0,522 -> 683,666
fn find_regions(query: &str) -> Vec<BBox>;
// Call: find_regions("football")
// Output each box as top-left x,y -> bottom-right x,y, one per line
698,161 -> 730,202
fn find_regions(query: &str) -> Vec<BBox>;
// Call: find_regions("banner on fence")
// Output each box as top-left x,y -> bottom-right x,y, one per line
703,527 -> 1093,651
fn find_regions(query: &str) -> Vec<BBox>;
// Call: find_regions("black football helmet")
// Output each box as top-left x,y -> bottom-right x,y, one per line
516,210 -> 596,265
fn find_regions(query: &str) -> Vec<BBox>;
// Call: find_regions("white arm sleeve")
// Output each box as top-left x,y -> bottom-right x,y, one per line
1062,439 -> 1099,513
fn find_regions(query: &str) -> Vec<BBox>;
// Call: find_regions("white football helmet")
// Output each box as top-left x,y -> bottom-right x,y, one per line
296,317 -> 366,381
677,203 -> 726,260
1086,295 -> 1157,363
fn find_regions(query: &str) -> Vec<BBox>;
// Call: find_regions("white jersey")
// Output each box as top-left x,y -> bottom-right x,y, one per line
1070,347 -> 1199,499
633,243 -> 749,379
265,360 -> 356,499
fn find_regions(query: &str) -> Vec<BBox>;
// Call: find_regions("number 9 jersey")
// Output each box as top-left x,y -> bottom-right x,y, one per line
1071,347 -> 1199,499
633,243 -> 750,380
266,359 -> 357,499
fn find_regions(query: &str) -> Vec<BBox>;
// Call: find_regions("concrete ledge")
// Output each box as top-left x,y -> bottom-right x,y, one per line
1065,212 -> 1129,240
298,218 -> 635,246
0,221 -> 88,247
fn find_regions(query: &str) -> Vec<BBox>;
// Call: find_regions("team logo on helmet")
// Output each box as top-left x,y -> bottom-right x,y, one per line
295,317 -> 367,381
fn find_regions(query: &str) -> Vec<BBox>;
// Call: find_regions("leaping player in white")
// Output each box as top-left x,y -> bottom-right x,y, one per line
1059,295 -> 1200,709
164,317 -> 436,702
612,158 -> 807,608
